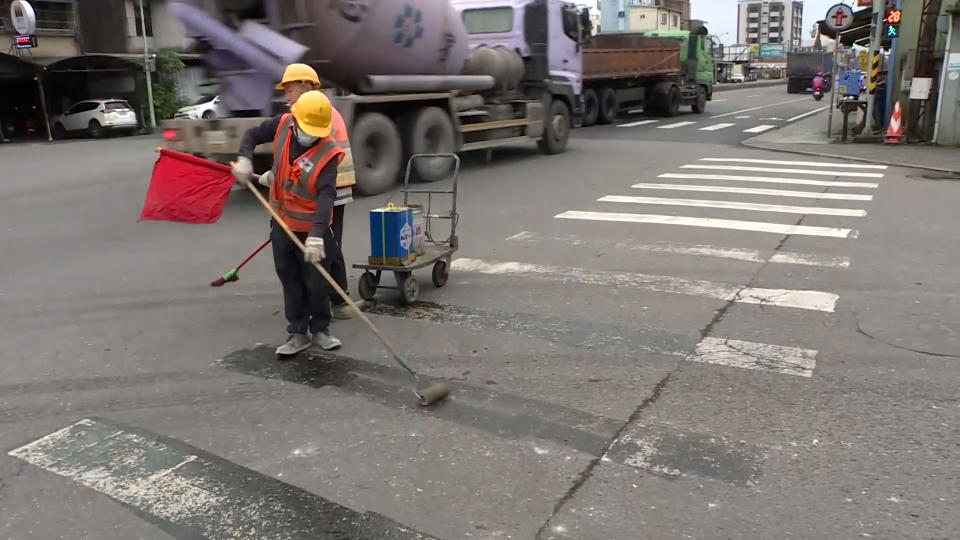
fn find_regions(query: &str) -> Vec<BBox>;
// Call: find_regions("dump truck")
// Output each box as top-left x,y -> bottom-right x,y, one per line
786,51 -> 833,94
579,24 -> 715,125
160,0 -> 591,195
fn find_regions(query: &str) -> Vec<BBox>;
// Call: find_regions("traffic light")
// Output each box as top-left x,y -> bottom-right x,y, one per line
885,8 -> 901,38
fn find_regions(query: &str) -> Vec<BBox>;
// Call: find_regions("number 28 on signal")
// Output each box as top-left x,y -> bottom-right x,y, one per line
885,9 -> 902,24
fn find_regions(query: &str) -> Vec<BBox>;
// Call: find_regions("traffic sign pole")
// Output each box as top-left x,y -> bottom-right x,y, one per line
863,0 -> 885,135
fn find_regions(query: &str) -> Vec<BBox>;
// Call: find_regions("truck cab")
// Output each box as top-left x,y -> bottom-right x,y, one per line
644,26 -> 715,102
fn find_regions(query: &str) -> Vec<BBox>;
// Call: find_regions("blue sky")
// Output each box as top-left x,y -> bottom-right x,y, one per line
691,0 -> 860,45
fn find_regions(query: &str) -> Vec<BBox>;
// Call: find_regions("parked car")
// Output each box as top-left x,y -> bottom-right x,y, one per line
174,95 -> 223,120
52,99 -> 138,139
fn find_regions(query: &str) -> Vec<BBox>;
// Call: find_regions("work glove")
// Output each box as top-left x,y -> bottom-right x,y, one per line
258,169 -> 273,188
232,156 -> 253,183
304,236 -> 325,265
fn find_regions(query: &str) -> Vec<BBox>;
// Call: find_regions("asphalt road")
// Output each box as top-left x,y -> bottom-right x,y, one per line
1,84 -> 958,539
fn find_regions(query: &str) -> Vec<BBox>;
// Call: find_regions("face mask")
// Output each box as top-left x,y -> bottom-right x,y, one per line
294,126 -> 319,147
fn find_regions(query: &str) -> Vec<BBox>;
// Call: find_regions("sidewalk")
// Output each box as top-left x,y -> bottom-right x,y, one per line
743,110 -> 960,174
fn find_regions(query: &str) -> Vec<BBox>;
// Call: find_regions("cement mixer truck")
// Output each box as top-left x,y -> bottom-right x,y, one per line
160,0 -> 591,195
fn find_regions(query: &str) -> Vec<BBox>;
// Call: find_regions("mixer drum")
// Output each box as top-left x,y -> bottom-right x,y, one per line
277,0 -> 471,92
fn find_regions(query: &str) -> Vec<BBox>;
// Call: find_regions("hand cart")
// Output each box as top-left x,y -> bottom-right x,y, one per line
352,153 -> 460,305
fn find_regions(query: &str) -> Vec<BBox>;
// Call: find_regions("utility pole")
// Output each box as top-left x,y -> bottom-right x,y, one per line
140,0 -> 156,130
863,0 -> 885,135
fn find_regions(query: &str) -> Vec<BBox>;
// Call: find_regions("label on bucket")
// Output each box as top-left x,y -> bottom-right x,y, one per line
399,223 -> 413,251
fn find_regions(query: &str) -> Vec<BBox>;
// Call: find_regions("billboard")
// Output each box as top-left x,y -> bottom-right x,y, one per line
759,43 -> 786,60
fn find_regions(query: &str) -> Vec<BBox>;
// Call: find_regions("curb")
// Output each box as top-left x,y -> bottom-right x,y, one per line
741,138 -> 960,175
714,80 -> 787,93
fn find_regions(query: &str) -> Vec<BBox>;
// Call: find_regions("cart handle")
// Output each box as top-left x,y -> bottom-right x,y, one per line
403,153 -> 461,188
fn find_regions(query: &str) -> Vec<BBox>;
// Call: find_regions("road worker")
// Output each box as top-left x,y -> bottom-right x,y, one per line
262,63 -> 357,320
233,90 -> 345,357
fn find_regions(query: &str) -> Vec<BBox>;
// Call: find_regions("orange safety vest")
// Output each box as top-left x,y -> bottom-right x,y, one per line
269,113 -> 345,233
330,108 -> 355,206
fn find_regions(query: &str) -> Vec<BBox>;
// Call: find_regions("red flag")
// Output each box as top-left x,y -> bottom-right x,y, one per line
139,149 -> 236,224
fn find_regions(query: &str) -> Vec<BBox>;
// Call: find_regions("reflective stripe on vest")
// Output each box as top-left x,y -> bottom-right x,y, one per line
331,112 -> 356,190
270,113 -> 345,232
334,186 -> 354,206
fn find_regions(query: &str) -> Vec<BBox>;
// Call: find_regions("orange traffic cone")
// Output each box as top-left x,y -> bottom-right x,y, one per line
885,100 -> 904,144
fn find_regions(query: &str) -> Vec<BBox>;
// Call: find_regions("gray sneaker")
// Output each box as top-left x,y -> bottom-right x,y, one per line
332,303 -> 352,320
275,333 -> 311,357
313,332 -> 342,351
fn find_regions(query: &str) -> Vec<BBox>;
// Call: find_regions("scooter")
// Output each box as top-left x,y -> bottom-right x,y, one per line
813,87 -> 824,101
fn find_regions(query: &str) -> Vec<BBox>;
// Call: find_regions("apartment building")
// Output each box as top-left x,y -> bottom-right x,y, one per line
600,0 -> 688,33
737,0 -> 803,50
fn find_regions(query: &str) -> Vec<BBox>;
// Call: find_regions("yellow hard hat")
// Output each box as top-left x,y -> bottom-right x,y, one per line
291,90 -> 332,138
275,63 -> 320,90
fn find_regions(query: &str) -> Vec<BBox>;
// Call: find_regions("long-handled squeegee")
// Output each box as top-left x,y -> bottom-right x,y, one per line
235,167 -> 450,407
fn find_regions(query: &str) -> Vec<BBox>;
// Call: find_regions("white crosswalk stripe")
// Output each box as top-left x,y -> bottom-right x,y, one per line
658,121 -> 697,129
617,120 -> 659,128
449,258 -> 839,312
700,123 -> 736,131
690,337 -> 817,378
633,182 -> 874,201
681,164 -> 885,178
599,195 -> 867,217
555,210 -> 858,239
658,173 -> 879,189
743,125 -> 776,133
699,157 -> 887,170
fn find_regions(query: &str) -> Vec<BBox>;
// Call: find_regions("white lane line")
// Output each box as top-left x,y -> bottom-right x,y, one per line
599,195 -> 867,217
699,158 -> 887,170
711,98 -> 728,103
787,106 -> 828,122
617,119 -> 659,128
555,210 -> 858,239
659,173 -> 879,189
747,94 -> 760,98
735,115 -> 751,119
710,96 -> 810,119
744,125 -> 776,133
505,231 -> 851,269
450,258 -> 839,312
700,123 -> 737,131
690,337 -> 817,378
658,121 -> 697,129
681,164 -> 884,178
634,182 -> 874,201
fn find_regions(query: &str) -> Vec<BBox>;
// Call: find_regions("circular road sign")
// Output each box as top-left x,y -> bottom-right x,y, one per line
825,3 -> 855,32
10,0 -> 37,35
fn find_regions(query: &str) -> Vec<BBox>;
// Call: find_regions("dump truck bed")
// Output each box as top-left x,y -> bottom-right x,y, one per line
583,33 -> 682,81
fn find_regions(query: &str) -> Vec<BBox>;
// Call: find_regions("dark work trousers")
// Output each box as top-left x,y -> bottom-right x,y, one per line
270,221 -> 333,336
329,205 -> 349,306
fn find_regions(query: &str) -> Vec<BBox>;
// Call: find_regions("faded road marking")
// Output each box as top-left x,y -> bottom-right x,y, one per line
635,182 -> 874,201
689,337 -> 817,378
710,96 -> 809,119
600,194 -> 867,217
10,418 -> 436,539
682,164 -> 885,178
450,258 -> 839,312
700,123 -> 736,131
604,424 -> 765,486
658,121 -> 697,129
555,210 -> 858,239
786,107 -> 829,122
505,231 -> 850,268
700,157 -> 887,170
659,173 -> 879,189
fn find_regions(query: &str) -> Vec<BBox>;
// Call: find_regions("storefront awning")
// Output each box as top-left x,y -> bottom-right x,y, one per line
0,53 -> 41,80
817,8 -> 893,48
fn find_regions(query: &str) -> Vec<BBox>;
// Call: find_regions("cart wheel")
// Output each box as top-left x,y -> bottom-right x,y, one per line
358,272 -> 378,301
400,274 -> 419,305
432,260 -> 449,288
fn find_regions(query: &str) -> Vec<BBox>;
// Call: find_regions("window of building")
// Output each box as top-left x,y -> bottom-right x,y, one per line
462,7 -> 513,34
672,14 -> 679,27
32,0 -> 75,32
661,12 -> 668,26
134,1 -> 153,37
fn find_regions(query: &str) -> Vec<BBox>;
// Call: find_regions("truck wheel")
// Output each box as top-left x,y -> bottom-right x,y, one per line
404,106 -> 456,182
582,88 -> 599,127
538,98 -> 570,155
692,86 -> 707,114
351,112 -> 403,196
663,86 -> 681,117
598,87 -> 618,124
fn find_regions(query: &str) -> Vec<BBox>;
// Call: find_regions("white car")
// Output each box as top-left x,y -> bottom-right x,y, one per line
52,99 -> 138,139
174,95 -> 223,120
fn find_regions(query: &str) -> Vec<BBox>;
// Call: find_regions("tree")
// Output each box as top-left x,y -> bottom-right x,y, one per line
150,50 -> 186,120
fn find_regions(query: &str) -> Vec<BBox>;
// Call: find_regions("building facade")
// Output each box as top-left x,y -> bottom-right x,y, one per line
600,0 -> 688,34
737,0 -> 803,50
